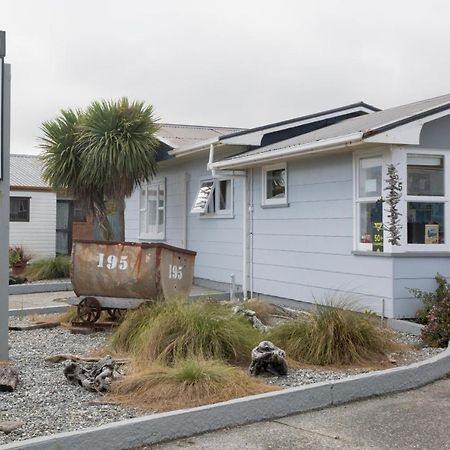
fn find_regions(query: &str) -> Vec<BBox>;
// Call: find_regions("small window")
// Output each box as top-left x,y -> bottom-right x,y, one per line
262,163 -> 287,206
359,157 -> 382,197
192,179 -> 233,216
139,179 -> 165,240
10,197 -> 30,222
73,201 -> 87,223
407,154 -> 444,196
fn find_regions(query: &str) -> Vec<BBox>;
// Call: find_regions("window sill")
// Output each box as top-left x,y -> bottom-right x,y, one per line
261,202 -> 289,209
200,213 -> 235,219
139,235 -> 165,242
352,250 -> 450,257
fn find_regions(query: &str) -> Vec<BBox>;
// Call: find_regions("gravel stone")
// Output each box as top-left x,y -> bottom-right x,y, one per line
1,317 -> 445,445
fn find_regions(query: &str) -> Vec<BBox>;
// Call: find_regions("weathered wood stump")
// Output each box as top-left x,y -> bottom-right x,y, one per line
249,341 -> 288,376
63,355 -> 121,392
0,366 -> 19,392
232,306 -> 269,332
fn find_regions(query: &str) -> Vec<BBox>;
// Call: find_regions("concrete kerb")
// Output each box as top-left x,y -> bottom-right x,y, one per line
2,345 -> 449,450
9,305 -> 68,317
9,281 -> 72,295
386,318 -> 423,336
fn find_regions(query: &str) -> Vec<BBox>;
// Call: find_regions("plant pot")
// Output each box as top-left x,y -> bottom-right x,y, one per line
11,262 -> 26,277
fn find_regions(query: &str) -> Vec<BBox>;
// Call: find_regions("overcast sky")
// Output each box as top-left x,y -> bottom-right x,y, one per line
3,0 -> 450,154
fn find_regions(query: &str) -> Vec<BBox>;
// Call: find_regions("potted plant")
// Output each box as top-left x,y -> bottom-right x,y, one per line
9,246 -> 31,277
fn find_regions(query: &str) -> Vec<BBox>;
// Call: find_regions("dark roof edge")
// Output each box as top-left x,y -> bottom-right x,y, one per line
159,123 -> 246,131
363,102 -> 450,138
218,102 -> 380,141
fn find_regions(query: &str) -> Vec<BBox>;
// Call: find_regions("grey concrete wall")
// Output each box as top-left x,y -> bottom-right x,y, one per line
0,63 -> 11,360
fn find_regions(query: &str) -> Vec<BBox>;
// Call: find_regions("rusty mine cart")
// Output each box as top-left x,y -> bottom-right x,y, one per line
67,240 -> 197,325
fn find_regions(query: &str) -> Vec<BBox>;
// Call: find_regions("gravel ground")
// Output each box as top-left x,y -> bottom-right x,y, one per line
0,319 -> 445,445
1,319 -> 139,445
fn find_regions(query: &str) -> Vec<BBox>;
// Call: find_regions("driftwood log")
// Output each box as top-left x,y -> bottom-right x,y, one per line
232,306 -> 269,332
249,341 -> 288,376
0,366 -> 19,392
63,355 -> 121,392
47,354 -> 129,364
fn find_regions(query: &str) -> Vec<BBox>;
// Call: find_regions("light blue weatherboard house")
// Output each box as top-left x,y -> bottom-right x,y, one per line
125,94 -> 450,318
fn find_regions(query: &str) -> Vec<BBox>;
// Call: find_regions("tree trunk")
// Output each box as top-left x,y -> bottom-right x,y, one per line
95,204 -> 113,241
115,197 -> 125,242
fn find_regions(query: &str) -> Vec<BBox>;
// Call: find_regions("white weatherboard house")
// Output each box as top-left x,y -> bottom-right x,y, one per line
10,154 -> 57,258
125,95 -> 450,318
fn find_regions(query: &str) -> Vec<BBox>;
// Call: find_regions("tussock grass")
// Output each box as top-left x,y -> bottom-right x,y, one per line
109,299 -> 261,366
242,299 -> 274,325
25,256 -> 71,281
109,357 -> 278,411
268,303 -> 398,366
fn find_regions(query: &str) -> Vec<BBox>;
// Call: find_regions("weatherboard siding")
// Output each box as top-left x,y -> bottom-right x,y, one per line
251,153 -> 394,316
9,190 -> 57,259
125,155 -> 243,286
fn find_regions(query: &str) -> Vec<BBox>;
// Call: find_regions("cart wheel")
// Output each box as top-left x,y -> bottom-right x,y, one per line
77,297 -> 102,324
107,308 -> 125,321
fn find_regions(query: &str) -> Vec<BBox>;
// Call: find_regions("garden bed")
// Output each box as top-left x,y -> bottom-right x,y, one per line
1,315 -> 444,445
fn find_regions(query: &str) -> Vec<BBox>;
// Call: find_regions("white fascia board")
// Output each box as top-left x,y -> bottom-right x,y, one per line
210,132 -> 364,169
219,106 -> 375,146
365,109 -> 450,145
169,137 -> 220,157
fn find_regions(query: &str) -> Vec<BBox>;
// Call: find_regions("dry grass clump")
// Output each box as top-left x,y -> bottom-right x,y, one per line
109,357 -> 278,411
268,303 -> 398,366
109,299 -> 261,366
25,256 -> 71,281
242,299 -> 274,325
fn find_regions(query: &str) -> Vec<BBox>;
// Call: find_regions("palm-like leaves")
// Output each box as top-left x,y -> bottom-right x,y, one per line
39,98 -> 160,241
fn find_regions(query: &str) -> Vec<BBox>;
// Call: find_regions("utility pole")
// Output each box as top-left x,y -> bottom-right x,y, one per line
0,30 -> 11,360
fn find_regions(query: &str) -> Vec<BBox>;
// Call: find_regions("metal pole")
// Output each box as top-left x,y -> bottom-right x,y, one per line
242,172 -> 248,300
0,30 -> 11,359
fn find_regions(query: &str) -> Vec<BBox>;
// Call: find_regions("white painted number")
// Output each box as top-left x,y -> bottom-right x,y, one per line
168,264 -> 183,280
97,253 -> 128,271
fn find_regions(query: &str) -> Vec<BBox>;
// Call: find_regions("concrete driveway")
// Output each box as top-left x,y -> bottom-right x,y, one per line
147,377 -> 450,450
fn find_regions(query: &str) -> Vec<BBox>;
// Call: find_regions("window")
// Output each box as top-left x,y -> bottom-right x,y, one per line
356,156 -> 383,251
139,179 -> 165,240
407,154 -> 445,245
191,179 -> 233,216
262,163 -> 287,206
73,201 -> 87,223
10,197 -> 30,222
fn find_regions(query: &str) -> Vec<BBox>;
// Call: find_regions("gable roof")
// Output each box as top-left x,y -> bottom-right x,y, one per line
213,93 -> 450,168
10,154 -> 49,189
156,123 -> 245,149
169,102 -> 379,156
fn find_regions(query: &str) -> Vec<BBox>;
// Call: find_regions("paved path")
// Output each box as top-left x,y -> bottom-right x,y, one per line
147,378 -> 450,450
8,285 -> 224,310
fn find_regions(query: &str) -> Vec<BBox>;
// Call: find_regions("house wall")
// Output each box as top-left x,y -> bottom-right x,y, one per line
250,153 -> 394,316
9,189 -> 57,259
125,155 -> 244,286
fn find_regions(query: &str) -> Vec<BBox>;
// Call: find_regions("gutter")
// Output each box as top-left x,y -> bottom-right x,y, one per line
210,132 -> 364,170
169,137 -> 220,157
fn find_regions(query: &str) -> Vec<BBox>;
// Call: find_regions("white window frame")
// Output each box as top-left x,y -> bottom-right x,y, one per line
262,162 -> 288,206
197,177 -> 234,219
402,148 -> 448,252
139,178 -> 166,240
353,150 -> 388,252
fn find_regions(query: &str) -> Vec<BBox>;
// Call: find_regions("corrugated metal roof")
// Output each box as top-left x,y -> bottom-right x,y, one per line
224,93 -> 450,162
10,154 -> 48,188
156,123 -> 245,149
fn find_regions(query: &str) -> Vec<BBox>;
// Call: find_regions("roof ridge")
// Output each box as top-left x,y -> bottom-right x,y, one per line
159,123 -> 246,130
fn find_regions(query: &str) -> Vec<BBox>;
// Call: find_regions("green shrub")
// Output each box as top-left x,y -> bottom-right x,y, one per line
109,357 -> 277,411
24,256 -> 71,281
421,298 -> 450,348
109,299 -> 261,365
9,246 -> 31,268
268,303 -> 396,365
409,274 -> 450,324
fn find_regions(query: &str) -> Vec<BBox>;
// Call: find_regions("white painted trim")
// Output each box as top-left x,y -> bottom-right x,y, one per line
138,178 -> 166,241
261,162 -> 288,207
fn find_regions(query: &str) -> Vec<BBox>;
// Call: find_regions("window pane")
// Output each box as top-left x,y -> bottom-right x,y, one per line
158,184 -> 165,208
219,180 -> 230,210
147,187 -> 157,233
359,157 -> 382,197
191,181 -> 214,214
407,154 -> 444,196
267,169 -> 285,199
10,197 -> 30,222
359,201 -> 383,244
407,202 -> 444,244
